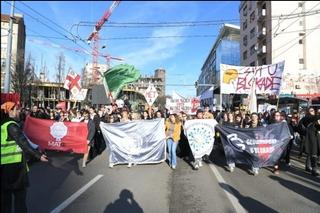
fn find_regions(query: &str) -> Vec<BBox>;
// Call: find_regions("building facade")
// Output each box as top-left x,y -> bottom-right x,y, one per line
240,1 -> 320,98
197,24 -> 240,109
1,13 -> 26,92
122,68 -> 166,110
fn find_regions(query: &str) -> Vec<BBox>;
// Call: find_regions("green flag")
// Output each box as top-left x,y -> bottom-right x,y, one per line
102,64 -> 140,99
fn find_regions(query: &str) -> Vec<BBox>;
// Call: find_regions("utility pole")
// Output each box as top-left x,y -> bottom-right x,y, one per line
4,1 -> 15,93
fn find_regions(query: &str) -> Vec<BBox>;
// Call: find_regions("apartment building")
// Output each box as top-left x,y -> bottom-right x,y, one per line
1,13 -> 26,92
240,1 -> 320,98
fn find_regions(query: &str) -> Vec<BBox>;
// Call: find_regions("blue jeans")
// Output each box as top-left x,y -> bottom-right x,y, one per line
167,138 -> 178,167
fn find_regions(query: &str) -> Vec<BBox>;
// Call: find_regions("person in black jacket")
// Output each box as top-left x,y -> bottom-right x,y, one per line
81,110 -> 95,168
1,102 -> 48,213
305,116 -> 320,176
298,107 -> 317,171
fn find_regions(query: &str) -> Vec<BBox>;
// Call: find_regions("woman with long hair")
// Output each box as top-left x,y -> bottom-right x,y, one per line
165,113 -> 182,169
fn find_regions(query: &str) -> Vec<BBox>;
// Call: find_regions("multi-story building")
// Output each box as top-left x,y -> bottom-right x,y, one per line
240,1 -> 320,99
1,13 -> 26,92
197,24 -> 240,110
122,68 -> 166,110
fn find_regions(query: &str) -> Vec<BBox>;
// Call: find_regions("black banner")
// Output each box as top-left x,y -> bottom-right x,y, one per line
216,122 -> 292,168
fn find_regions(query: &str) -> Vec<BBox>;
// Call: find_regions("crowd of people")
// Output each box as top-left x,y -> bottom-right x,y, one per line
1,100 -> 319,212
16,102 -> 320,177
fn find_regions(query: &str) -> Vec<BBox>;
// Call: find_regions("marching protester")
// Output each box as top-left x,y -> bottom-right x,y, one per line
154,110 -> 164,119
298,107 -> 317,171
1,102 -> 48,213
165,113 -> 182,170
203,104 -> 214,119
305,116 -> 320,176
81,110 -> 95,168
246,112 -> 263,176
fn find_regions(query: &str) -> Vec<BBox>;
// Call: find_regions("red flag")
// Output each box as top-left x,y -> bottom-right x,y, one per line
56,101 -> 66,111
23,116 -> 88,153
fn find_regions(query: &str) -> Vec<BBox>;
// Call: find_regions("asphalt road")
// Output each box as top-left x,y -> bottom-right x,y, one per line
26,145 -> 319,213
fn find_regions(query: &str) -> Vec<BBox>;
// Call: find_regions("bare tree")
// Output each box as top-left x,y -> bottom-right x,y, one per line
11,53 -> 33,107
55,52 -> 65,83
55,53 -> 65,101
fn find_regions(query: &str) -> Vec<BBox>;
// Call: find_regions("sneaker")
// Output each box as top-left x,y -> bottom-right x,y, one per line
172,165 -> 176,170
305,167 -> 312,172
229,166 -> 234,173
253,170 -> 259,176
109,163 -> 114,168
311,170 -> 319,176
194,162 -> 199,170
286,162 -> 291,167
127,162 -> 132,168
198,160 -> 203,167
82,163 -> 86,168
273,168 -> 280,175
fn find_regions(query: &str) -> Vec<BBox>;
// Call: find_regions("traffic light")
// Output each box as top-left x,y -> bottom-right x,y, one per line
195,81 -> 198,88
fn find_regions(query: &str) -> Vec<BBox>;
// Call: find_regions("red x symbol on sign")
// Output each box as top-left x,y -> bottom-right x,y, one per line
66,74 -> 81,90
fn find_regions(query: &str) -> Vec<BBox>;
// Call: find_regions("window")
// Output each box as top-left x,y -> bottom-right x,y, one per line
243,50 -> 248,60
250,27 -> 256,39
298,2 -> 303,7
299,20 -> 304,26
250,61 -> 255,66
299,39 -> 303,44
243,35 -> 248,46
243,5 -> 247,16
299,58 -> 304,64
250,11 -> 255,23
261,57 -> 267,65
250,45 -> 255,55
299,32 -> 305,37
243,19 -> 247,30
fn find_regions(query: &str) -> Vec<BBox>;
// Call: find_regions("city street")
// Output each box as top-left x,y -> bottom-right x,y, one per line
27,145 -> 320,213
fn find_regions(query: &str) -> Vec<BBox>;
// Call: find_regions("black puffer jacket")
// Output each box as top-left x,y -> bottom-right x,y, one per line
1,117 -> 42,190
305,121 -> 320,156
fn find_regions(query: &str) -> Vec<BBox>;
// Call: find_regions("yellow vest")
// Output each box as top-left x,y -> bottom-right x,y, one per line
1,121 -> 23,165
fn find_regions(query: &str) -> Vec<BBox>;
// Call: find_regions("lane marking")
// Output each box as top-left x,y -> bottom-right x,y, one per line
208,164 -> 247,213
51,174 -> 104,213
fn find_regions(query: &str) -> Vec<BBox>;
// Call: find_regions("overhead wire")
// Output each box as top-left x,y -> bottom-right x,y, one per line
272,1 -> 306,37
272,24 -> 320,59
3,1 -> 91,55
19,1 -> 77,40
274,2 -> 320,37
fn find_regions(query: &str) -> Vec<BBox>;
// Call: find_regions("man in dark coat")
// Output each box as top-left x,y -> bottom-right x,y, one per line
298,107 -> 317,170
305,116 -> 320,176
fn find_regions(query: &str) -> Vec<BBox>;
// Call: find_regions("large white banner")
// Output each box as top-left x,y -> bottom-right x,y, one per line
184,119 -> 217,159
220,61 -> 285,94
100,119 -> 166,165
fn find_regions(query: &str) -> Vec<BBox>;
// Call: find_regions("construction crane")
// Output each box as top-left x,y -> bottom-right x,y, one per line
87,0 -> 121,84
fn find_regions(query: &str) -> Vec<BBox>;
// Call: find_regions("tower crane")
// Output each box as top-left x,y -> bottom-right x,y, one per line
87,0 -> 121,84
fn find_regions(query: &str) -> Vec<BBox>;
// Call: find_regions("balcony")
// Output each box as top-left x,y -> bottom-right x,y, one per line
258,9 -> 266,22
257,45 -> 267,56
257,27 -> 266,39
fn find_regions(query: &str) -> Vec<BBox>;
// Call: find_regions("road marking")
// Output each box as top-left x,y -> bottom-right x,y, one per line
51,174 -> 104,213
208,164 -> 247,213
